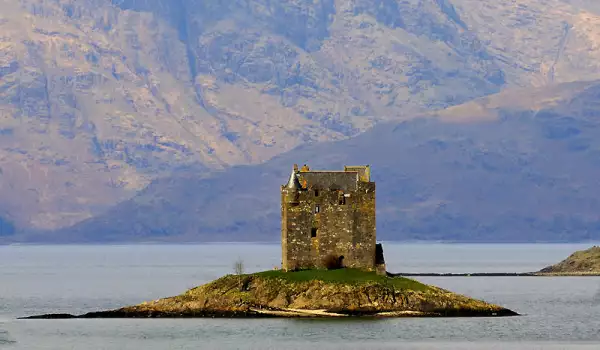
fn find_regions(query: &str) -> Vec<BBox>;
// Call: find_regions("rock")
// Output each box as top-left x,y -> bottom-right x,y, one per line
21,269 -> 518,318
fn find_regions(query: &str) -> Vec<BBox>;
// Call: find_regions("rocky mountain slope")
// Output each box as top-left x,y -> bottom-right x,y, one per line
3,0 -> 600,240
48,79 -> 600,243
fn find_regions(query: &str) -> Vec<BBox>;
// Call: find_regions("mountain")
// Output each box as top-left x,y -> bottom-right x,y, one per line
37,80 -> 600,243
3,0 -> 600,240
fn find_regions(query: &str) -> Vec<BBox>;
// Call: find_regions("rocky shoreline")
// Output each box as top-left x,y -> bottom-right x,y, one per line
21,269 -> 518,319
23,307 -> 518,319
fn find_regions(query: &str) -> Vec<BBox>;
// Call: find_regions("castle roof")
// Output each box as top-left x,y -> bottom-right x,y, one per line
284,165 -> 371,191
298,171 -> 358,191
298,167 -> 368,191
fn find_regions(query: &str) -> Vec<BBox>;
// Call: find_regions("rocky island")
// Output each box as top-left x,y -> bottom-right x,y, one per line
22,166 -> 517,319
24,269 -> 517,319
538,246 -> 600,275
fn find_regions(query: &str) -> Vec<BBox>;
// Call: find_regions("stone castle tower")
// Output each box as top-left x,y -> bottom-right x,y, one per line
281,164 -> 385,272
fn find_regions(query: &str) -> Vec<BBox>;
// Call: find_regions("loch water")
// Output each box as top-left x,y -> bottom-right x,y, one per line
1,243 -> 600,349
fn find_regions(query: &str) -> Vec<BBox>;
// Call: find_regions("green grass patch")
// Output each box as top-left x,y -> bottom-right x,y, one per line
253,268 -> 431,291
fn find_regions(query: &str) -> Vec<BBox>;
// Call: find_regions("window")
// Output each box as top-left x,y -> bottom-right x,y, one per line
314,190 -> 319,197
339,197 -> 346,205
314,205 -> 320,213
311,228 -> 318,238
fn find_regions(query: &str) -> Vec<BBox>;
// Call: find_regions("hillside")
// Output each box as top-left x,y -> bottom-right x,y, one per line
4,0 -> 600,239
0,0 -> 506,234
37,79 -> 600,243
539,246 -> 600,274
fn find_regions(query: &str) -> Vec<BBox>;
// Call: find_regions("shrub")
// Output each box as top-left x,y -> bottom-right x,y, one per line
233,258 -> 244,275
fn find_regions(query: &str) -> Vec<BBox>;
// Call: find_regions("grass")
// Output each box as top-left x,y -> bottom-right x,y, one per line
254,268 -> 432,291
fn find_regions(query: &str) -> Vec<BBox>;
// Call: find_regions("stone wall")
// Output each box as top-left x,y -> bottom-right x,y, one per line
281,179 -> 376,271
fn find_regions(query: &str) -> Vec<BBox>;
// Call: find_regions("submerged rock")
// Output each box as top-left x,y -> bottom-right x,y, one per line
23,269 -> 518,319
538,246 -> 600,275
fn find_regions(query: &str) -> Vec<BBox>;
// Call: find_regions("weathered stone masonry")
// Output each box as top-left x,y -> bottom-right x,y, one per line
281,164 -> 384,272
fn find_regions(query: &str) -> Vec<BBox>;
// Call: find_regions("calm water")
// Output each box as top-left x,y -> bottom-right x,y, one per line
2,243 -> 600,349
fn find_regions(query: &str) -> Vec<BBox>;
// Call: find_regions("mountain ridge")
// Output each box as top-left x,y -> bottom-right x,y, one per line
13,79 -> 599,243
4,0 -> 600,241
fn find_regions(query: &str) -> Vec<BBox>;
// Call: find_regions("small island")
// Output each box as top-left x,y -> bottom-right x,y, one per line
22,165 -> 518,319
25,269 -> 517,319
537,246 -> 600,276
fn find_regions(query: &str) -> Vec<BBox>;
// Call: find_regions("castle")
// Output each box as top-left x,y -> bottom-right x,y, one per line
281,164 -> 385,273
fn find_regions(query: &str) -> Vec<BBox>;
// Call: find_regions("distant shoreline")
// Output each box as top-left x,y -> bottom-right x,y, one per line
4,241 -> 600,246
